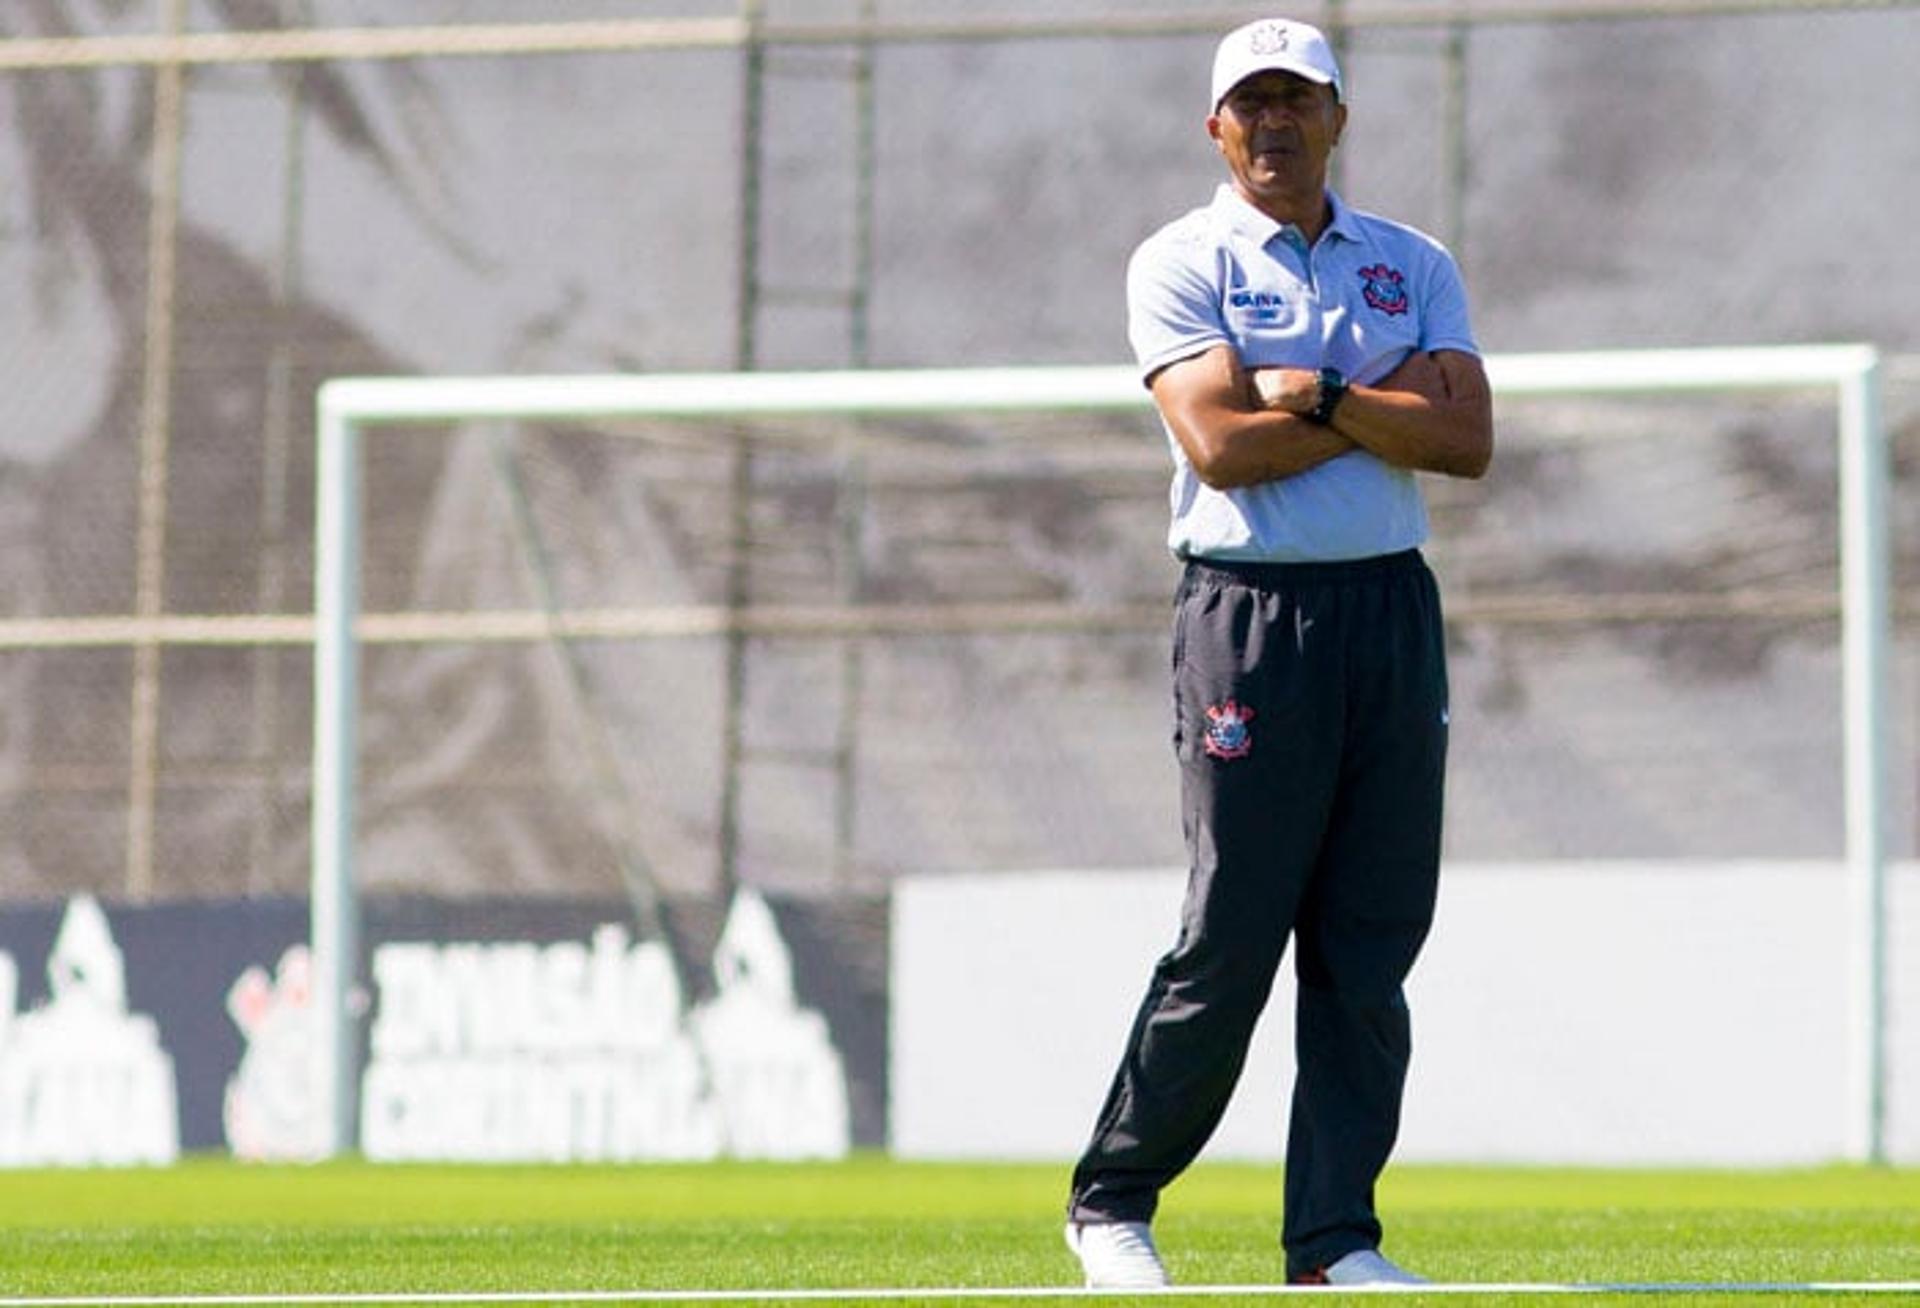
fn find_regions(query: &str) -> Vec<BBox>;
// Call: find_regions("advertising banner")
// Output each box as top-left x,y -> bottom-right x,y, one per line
0,891 -> 884,1165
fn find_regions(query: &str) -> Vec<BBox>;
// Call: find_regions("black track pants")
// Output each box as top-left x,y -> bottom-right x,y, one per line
1067,550 -> 1449,1278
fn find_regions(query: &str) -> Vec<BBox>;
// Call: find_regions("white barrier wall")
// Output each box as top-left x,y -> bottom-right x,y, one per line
891,862 -> 1920,1165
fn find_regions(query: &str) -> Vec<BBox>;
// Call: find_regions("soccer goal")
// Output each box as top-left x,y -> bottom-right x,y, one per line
310,344 -> 1889,1162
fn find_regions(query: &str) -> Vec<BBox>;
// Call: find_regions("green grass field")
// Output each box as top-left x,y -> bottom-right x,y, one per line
0,1157 -> 1916,1304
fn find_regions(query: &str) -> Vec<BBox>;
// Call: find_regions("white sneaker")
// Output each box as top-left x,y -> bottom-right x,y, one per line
1064,1220 -> 1171,1288
1318,1248 -> 1429,1286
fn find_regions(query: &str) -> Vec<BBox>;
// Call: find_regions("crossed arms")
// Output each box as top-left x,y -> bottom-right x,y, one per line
1147,345 -> 1494,488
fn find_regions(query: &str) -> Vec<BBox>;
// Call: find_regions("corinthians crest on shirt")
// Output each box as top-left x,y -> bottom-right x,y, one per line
1358,263 -> 1410,316
1203,698 -> 1256,760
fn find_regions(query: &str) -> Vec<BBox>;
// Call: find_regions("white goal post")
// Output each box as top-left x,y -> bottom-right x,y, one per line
310,344 -> 1888,1162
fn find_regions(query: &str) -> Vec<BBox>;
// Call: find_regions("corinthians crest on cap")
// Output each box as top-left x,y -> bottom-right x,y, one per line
1248,21 -> 1292,55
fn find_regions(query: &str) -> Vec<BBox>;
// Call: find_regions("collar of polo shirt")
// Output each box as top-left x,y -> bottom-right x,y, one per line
1212,183 -> 1362,249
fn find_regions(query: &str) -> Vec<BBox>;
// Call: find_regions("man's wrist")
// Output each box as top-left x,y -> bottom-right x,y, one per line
1306,367 -> 1348,425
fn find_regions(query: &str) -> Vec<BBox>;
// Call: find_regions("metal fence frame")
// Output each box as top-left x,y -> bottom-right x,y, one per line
3,0 -> 1914,902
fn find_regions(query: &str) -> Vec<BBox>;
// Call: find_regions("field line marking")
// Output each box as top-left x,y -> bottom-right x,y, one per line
4,1290 -> 1920,1304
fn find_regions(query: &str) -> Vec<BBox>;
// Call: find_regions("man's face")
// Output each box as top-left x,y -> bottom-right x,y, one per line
1208,71 -> 1346,211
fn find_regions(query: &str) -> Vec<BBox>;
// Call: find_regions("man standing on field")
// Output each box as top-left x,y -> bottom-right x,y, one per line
1064,17 -> 1492,1290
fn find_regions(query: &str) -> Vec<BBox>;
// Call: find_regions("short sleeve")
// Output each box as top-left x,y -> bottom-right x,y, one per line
1127,234 -> 1228,385
1417,246 -> 1479,357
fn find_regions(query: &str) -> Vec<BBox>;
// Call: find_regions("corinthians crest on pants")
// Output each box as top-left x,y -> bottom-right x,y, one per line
1203,699 -> 1255,760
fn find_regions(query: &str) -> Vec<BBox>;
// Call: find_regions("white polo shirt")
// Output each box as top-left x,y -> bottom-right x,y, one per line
1129,184 -> 1480,563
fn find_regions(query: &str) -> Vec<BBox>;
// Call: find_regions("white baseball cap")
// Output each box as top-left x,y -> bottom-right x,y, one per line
1210,18 -> 1344,109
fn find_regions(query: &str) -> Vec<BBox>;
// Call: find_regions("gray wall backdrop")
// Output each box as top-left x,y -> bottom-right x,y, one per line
2,1 -> 1918,910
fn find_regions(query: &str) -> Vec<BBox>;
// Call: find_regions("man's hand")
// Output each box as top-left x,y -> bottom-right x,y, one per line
1248,366 -> 1321,415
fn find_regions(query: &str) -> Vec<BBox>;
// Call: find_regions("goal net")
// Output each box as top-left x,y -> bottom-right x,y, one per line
308,347 -> 1895,1159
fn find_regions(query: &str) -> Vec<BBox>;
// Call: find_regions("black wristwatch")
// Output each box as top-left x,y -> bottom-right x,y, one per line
1307,367 -> 1348,426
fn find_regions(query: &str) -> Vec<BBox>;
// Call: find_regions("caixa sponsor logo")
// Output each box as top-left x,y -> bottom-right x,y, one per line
1228,289 -> 1286,323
